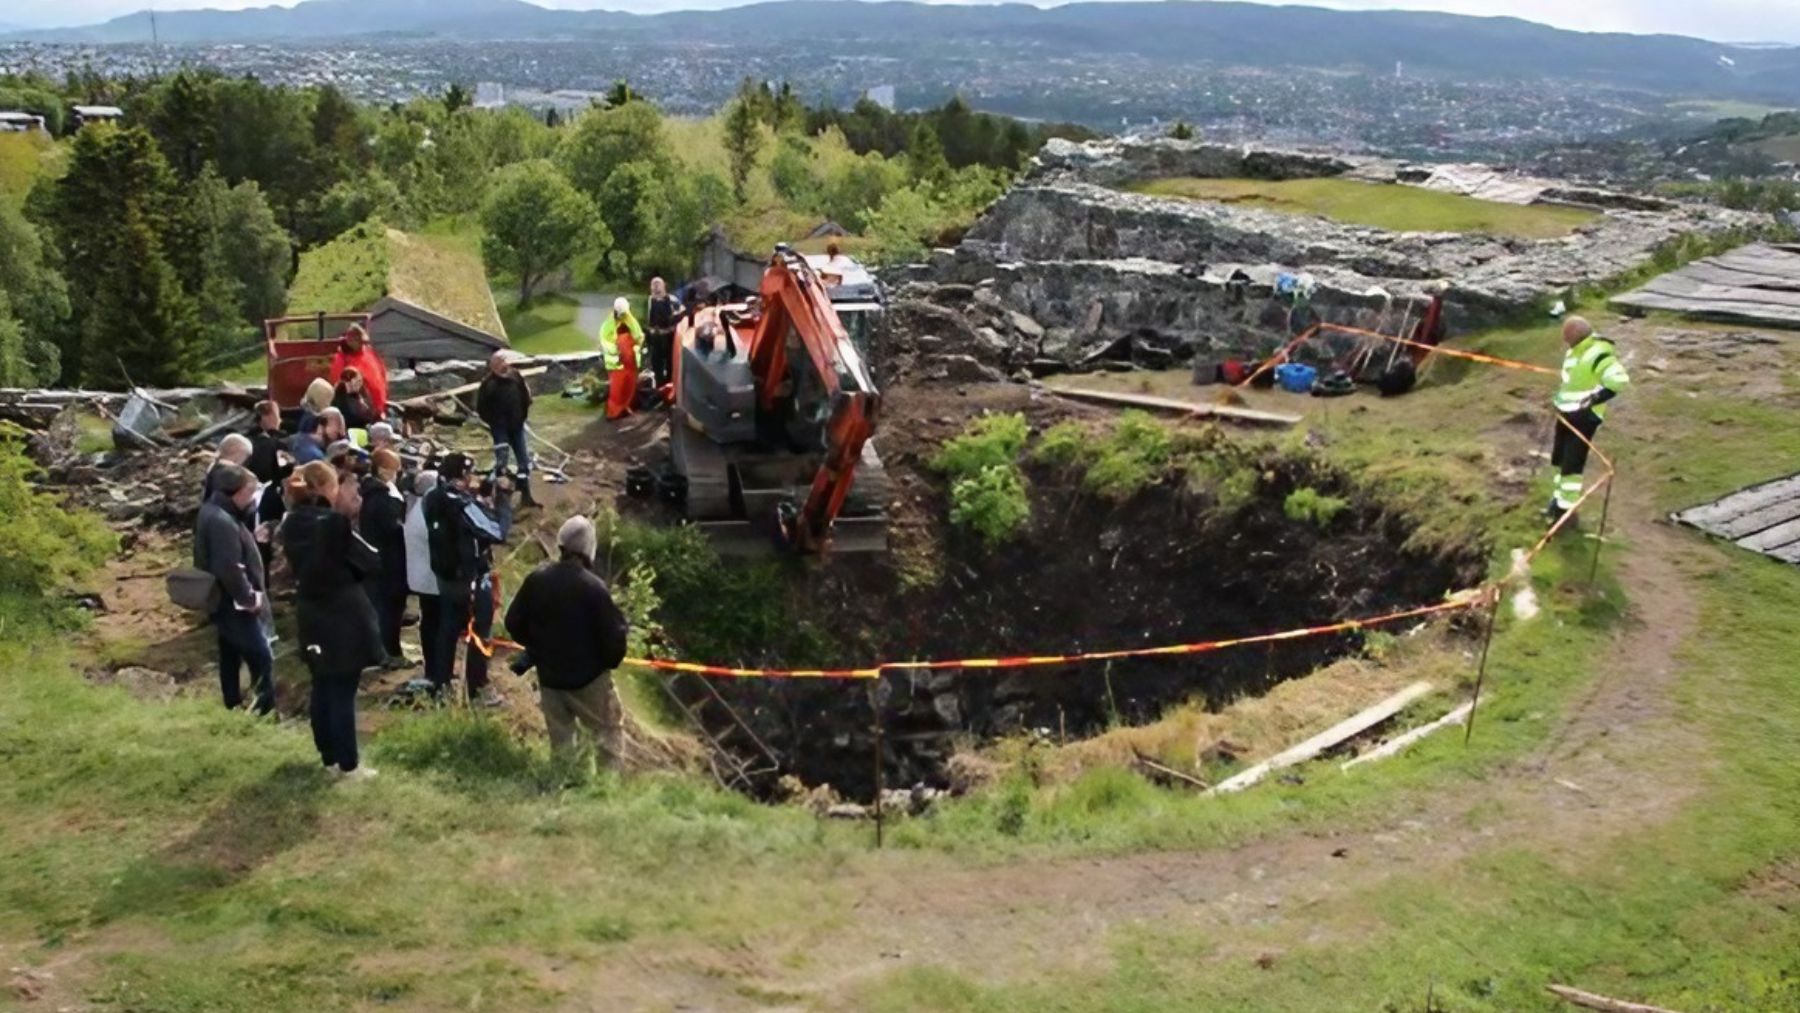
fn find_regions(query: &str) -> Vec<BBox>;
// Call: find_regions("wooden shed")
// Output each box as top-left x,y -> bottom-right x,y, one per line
367,296 -> 509,367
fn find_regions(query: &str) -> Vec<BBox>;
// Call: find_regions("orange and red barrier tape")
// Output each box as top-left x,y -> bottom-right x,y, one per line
467,595 -> 1489,681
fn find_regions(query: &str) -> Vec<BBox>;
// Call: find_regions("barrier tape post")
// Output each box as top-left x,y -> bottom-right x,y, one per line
869,681 -> 885,849
1465,587 -> 1503,746
1587,476 -> 1615,587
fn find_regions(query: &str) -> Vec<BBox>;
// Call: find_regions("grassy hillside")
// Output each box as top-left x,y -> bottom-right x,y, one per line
1133,177 -> 1600,238
0,130 -> 58,207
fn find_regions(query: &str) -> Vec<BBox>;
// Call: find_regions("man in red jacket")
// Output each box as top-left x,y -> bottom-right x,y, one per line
329,325 -> 389,417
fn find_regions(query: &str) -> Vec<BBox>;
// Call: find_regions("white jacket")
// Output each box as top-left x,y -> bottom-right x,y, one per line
403,497 -> 438,595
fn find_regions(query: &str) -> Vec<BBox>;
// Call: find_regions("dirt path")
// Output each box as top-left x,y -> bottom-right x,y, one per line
573,292 -> 612,341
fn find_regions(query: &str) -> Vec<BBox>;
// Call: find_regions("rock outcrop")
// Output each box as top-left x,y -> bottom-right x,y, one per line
887,136 -> 1763,375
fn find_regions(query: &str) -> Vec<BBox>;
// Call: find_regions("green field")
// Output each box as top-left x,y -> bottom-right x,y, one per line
1132,176 -> 1600,238
495,289 -> 642,357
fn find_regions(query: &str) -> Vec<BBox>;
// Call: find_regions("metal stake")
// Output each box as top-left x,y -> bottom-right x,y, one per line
1586,477 -> 1615,587
1464,592 -> 1502,746
870,681 -> 885,849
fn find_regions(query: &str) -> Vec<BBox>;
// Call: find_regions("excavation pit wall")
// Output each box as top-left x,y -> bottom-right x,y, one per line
653,441 -> 1484,802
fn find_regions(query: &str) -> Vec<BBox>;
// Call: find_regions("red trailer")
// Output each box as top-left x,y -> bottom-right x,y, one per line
263,312 -> 373,410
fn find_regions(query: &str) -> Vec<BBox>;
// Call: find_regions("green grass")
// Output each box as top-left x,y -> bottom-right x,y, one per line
1131,177 -> 1600,239
284,219 -> 389,321
494,288 -> 642,357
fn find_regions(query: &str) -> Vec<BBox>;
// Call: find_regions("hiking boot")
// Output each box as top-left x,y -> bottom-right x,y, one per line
518,476 -> 542,509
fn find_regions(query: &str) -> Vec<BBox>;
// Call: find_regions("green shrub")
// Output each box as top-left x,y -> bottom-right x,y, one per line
1283,486 -> 1350,528
948,464 -> 1031,547
930,412 -> 1028,478
1083,410 -> 1174,499
1031,420 -> 1092,470
0,428 -> 115,598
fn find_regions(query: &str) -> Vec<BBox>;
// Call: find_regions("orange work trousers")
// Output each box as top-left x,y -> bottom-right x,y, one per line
606,337 -> 637,420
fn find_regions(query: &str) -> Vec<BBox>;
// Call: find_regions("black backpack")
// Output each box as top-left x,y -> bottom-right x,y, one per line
424,486 -> 463,582
1379,358 -> 1418,397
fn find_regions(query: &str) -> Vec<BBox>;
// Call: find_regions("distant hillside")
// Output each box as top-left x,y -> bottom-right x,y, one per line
11,0 -> 1800,101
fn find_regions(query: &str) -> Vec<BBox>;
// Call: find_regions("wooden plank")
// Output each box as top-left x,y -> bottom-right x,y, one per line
1674,474 -> 1800,530
393,366 -> 548,409
1740,516 -> 1800,553
1052,386 -> 1301,427
1546,983 -> 1685,1013
1708,497 -> 1800,540
1341,697 -> 1479,770
1207,681 -> 1435,795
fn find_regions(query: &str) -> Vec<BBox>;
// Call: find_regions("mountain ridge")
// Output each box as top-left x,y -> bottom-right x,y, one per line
7,0 -> 1800,101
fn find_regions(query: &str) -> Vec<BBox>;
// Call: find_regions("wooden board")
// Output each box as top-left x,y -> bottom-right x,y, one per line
1613,243 -> 1800,329
1207,681 -> 1435,794
1052,387 -> 1301,427
1672,472 -> 1800,566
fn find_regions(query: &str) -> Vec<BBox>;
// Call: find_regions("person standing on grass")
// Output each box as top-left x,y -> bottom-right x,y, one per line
245,400 -> 291,575
424,452 -> 513,707
600,296 -> 643,421
475,351 -> 541,509
1546,316 -> 1630,525
194,463 -> 274,715
404,470 -> 444,682
644,277 -> 682,391
504,515 -> 629,767
283,461 -> 384,779
359,448 -> 411,669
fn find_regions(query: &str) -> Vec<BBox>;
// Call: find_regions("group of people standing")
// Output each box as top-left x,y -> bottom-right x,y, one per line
599,277 -> 688,421
190,327 -> 630,781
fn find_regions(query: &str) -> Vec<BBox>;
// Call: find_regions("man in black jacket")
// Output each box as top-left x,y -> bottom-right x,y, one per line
644,276 -> 682,390
359,448 -> 411,667
504,515 -> 629,765
244,400 -> 289,573
475,352 -> 540,508
424,452 -> 513,705
194,463 -> 275,714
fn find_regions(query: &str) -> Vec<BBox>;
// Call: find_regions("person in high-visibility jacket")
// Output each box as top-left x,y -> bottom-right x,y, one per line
599,296 -> 643,420
1547,316 -> 1629,521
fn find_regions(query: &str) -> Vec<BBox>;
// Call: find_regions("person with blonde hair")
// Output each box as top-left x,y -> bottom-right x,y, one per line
282,460 -> 384,778
298,377 -> 335,434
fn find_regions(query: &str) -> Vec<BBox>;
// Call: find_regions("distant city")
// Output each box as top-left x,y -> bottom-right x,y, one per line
0,38 -> 1700,163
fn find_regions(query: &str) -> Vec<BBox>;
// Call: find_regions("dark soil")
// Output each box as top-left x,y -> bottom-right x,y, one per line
666,386 -> 1485,800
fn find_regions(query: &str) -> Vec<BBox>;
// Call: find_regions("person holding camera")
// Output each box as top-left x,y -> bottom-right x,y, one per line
423,452 -> 513,706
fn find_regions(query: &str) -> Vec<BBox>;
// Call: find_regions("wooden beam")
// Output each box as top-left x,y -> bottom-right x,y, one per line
393,366 -> 548,409
1546,984 -> 1686,1013
1341,697 -> 1481,770
1052,386 -> 1301,427
1207,681 -> 1435,795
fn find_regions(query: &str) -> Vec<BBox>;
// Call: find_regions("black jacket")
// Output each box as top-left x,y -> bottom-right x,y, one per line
424,483 -> 511,587
334,385 -> 376,430
244,425 -> 287,485
358,475 -> 408,593
475,371 -> 532,433
646,295 -> 682,333
282,501 -> 385,674
194,492 -> 265,615
504,553 -> 629,691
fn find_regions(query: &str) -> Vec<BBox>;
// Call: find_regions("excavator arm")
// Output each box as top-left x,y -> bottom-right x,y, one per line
747,246 -> 881,552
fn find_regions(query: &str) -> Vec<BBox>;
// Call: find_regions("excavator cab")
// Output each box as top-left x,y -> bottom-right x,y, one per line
669,247 -> 889,554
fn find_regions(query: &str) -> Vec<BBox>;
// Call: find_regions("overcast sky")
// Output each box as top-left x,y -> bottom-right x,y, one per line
7,0 -> 1800,44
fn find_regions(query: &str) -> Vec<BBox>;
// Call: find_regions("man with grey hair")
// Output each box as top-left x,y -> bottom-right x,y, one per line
193,462 -> 275,714
1548,315 -> 1630,523
475,350 -> 540,508
503,515 -> 629,767
202,433 -> 255,501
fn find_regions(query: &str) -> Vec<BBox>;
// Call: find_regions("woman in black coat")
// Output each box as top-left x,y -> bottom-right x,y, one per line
358,448 -> 411,667
333,368 -> 378,431
283,460 -> 386,777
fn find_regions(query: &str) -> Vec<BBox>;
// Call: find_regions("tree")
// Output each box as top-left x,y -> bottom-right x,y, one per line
602,80 -> 635,110
596,159 -> 665,272
141,68 -> 219,179
480,160 -> 604,307
444,83 -> 473,115
865,185 -> 943,264
770,135 -> 820,210
723,94 -> 764,203
1168,120 -> 1197,140
309,174 -> 405,244
216,180 -> 293,330
83,207 -> 203,388
906,121 -> 950,190
46,124 -> 183,384
0,203 -> 70,386
556,101 -> 666,199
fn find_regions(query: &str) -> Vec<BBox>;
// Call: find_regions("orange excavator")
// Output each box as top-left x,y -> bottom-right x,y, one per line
668,245 -> 889,553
